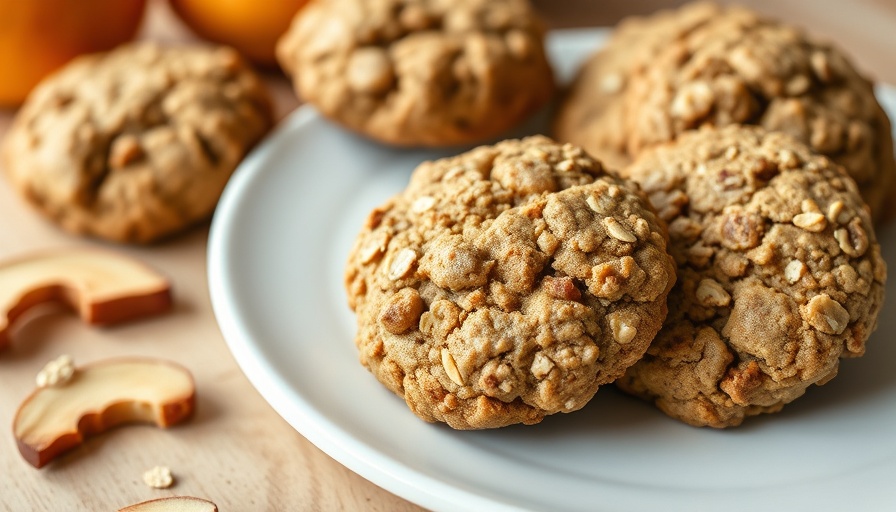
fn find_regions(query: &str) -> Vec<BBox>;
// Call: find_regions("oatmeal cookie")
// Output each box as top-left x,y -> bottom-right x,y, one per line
345,136 -> 676,429
1,43 -> 273,243
277,0 -> 554,147
616,125 -> 886,428
553,1 -> 719,171
554,3 -> 896,222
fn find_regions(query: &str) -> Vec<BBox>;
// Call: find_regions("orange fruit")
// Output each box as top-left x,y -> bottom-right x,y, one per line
169,0 -> 309,68
0,0 -> 147,107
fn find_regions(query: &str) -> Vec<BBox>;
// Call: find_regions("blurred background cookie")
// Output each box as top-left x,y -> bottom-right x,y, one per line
616,125 -> 886,427
552,1 -> 719,172
554,2 -> 896,223
1,43 -> 273,244
345,136 -> 676,429
277,0 -> 554,147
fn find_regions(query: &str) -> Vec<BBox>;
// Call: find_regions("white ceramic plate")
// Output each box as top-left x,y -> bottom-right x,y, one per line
208,29 -> 896,512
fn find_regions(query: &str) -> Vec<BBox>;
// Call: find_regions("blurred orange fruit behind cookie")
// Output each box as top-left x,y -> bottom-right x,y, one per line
0,0 -> 147,107
169,0 -> 309,68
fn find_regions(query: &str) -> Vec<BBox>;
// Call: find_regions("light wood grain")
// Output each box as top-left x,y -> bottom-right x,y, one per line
1,1 -> 895,511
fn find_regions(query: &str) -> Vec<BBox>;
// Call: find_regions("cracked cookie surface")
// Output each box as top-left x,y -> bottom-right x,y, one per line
277,0 -> 554,147
344,136 -> 676,429
553,2 -> 896,222
1,43 -> 273,243
616,125 -> 886,428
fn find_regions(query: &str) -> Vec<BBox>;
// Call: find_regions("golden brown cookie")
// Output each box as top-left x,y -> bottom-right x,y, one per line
344,136 -> 676,429
1,43 -> 273,244
553,2 -> 896,222
553,1 -> 719,172
277,0 -> 554,147
616,125 -> 887,428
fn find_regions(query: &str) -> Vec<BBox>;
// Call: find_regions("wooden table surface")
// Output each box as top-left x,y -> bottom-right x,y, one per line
1,1 -> 894,511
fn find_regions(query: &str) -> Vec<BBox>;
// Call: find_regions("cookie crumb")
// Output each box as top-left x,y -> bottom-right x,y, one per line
530,352 -> 555,379
36,355 -> 75,388
142,466 -> 174,489
695,278 -> 731,307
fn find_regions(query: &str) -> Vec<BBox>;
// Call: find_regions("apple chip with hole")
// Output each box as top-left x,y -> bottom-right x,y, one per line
0,248 -> 172,350
14,358 -> 195,468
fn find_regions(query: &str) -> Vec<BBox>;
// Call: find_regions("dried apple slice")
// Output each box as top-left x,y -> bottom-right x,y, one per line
0,248 -> 172,349
14,358 -> 195,468
119,497 -> 218,512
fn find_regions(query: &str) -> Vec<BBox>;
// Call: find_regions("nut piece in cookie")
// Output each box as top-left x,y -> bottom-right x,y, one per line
345,136 -> 676,429
553,2 -> 896,222
1,43 -> 273,243
616,125 -> 886,428
277,0 -> 554,147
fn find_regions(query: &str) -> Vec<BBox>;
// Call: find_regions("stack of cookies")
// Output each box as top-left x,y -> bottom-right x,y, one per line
338,1 -> 893,429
